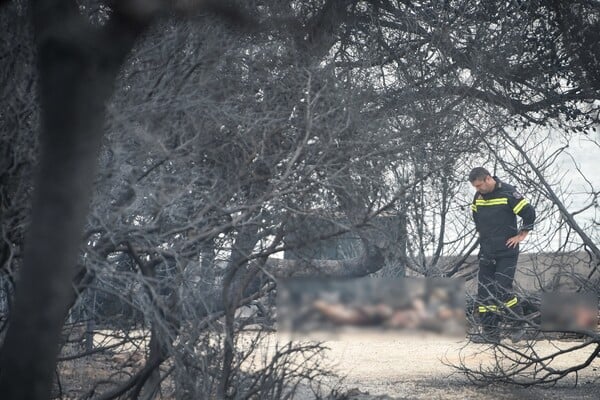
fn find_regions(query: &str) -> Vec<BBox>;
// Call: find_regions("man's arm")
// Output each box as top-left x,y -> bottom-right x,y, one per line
507,191 -> 536,248
517,202 -> 536,232
471,196 -> 480,233
507,230 -> 529,248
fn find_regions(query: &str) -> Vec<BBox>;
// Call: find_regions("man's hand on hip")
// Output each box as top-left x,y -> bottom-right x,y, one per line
506,231 -> 529,248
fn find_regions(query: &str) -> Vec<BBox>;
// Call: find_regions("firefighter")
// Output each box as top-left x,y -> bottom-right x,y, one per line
468,167 -> 536,343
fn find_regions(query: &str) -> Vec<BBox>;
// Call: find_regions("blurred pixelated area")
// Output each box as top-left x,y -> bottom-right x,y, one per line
277,277 -> 465,338
541,292 -> 598,332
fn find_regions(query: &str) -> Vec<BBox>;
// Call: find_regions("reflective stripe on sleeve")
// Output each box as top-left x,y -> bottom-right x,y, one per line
513,199 -> 529,214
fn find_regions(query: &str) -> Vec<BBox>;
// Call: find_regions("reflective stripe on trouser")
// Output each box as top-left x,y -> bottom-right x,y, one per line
478,296 -> 518,313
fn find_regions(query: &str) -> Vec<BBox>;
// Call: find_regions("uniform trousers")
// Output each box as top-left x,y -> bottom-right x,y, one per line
477,250 -> 523,332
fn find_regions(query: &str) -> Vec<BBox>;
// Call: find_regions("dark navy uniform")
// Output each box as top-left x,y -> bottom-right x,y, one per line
471,177 -> 535,333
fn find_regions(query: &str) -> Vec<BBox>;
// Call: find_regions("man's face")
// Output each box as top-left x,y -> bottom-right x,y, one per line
471,176 -> 495,194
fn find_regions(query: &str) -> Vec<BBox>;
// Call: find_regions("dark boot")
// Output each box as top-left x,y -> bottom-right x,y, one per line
505,302 -> 526,342
472,312 -> 500,344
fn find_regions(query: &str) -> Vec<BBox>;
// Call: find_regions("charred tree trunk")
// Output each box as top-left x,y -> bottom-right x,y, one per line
0,4 -> 146,398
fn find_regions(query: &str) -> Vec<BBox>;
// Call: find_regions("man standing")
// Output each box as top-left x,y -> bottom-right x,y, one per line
468,167 -> 536,343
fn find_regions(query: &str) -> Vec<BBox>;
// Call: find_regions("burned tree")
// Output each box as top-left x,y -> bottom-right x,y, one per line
2,1 -> 600,398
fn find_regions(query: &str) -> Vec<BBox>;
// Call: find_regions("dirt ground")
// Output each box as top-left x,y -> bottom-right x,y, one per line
58,330 -> 600,399
269,331 -> 600,400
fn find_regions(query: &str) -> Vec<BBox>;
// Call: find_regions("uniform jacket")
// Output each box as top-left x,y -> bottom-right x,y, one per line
471,177 -> 536,256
